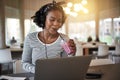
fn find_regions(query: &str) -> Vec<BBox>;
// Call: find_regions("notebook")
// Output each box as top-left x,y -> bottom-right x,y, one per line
34,56 -> 92,80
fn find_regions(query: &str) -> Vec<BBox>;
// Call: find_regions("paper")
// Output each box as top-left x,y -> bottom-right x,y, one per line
0,75 -> 27,80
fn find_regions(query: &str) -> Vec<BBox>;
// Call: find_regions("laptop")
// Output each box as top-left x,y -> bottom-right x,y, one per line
34,56 -> 92,80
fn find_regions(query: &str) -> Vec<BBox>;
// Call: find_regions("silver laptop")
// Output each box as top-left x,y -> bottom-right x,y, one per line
34,56 -> 92,80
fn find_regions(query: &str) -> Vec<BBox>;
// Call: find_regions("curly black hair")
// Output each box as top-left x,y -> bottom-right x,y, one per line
31,1 -> 66,29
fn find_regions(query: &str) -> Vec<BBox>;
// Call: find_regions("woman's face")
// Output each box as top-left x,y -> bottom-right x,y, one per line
45,10 -> 63,35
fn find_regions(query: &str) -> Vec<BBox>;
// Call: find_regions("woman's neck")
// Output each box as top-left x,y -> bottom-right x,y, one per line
44,31 -> 59,38
38,31 -> 59,44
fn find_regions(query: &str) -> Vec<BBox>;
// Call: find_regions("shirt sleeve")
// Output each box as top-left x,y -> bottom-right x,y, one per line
21,34 -> 35,73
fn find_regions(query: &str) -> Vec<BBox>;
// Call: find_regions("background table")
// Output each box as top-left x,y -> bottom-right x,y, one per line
83,45 -> 115,55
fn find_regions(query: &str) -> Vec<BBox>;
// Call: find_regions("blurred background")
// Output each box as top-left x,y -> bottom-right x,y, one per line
0,0 -> 120,47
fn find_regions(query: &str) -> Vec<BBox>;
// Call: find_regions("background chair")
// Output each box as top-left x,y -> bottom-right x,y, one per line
111,44 -> 120,63
75,43 -> 83,56
93,44 -> 109,59
0,49 -> 15,74
74,39 -> 83,56
13,59 -> 26,73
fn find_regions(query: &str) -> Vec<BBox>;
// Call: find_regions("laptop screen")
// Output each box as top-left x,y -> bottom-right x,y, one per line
34,56 -> 92,80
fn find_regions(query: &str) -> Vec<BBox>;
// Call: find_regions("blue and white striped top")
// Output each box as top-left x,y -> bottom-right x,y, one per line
22,32 -> 69,73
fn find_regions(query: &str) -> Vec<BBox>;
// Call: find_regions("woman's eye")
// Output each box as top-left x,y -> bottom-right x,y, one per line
49,18 -> 62,23
57,20 -> 62,23
50,19 -> 55,21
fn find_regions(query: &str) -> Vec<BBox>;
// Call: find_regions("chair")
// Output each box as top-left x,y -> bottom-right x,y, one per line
93,44 -> 109,59
112,44 -> 120,63
74,39 -> 83,56
0,49 -> 15,74
112,44 -> 120,55
13,60 -> 26,73
75,43 -> 83,56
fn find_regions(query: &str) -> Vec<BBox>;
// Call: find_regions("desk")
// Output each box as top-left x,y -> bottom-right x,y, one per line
87,63 -> 120,80
83,45 -> 115,55
4,63 -> 120,80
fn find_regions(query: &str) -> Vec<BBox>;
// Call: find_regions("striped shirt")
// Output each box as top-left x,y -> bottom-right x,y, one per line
22,32 -> 69,73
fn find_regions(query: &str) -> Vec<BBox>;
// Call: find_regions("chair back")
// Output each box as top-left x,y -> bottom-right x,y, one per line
98,44 -> 109,56
114,44 -> 120,55
0,49 -> 12,63
75,44 -> 83,56
13,60 -> 26,73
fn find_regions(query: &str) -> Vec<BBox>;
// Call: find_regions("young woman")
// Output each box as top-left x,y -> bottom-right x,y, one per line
22,1 -> 76,73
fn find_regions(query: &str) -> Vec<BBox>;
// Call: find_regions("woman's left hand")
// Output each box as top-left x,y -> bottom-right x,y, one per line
67,39 -> 76,55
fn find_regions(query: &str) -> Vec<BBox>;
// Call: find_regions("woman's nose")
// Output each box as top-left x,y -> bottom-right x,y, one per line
53,20 -> 59,26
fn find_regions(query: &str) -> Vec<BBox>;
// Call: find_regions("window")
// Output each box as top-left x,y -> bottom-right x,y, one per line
113,18 -> 120,37
5,6 -> 21,46
24,19 -> 42,37
113,17 -> 120,44
99,17 -> 120,45
99,18 -> 112,45
5,18 -> 21,46
68,20 -> 95,42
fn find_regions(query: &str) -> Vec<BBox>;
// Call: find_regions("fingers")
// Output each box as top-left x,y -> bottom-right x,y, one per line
68,39 -> 75,47
68,39 -> 76,54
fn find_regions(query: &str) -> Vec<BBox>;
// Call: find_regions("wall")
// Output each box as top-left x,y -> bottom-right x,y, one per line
0,0 -> 6,48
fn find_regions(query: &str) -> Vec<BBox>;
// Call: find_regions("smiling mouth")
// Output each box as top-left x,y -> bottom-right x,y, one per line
52,28 -> 58,31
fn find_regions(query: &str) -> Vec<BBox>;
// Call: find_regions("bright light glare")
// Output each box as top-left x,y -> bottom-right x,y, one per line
63,7 -> 71,14
67,2 -> 73,7
83,8 -> 89,14
70,12 -> 78,17
81,0 -> 87,5
63,0 -> 89,17
74,4 -> 81,12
